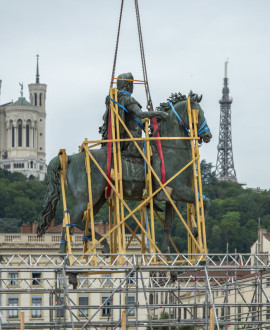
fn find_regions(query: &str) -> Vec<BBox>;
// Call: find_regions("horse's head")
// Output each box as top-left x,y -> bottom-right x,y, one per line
156,92 -> 212,145
189,92 -> 212,143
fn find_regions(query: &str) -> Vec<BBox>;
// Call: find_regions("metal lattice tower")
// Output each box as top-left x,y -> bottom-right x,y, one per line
215,61 -> 237,182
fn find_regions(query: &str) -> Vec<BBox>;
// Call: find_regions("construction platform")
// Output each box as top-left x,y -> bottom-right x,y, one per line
0,252 -> 270,329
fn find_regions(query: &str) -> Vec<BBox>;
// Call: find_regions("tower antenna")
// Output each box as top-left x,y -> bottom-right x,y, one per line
215,60 -> 237,182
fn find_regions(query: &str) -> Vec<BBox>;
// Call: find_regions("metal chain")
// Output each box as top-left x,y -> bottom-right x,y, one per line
110,0 -> 125,88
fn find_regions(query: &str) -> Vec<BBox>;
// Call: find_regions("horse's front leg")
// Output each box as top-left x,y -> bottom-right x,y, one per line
162,202 -> 178,282
171,185 -> 210,220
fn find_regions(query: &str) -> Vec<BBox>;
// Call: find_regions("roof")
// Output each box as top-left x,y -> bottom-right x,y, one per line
0,102 -> 12,108
13,97 -> 32,106
263,233 -> 270,241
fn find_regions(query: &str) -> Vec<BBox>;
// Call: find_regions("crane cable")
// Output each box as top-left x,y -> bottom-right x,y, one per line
109,0 -> 166,185
110,0 -> 151,107
110,0 -> 124,89
134,0 -> 152,109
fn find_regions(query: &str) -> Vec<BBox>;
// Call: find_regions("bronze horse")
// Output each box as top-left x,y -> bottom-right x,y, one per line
37,92 -> 212,254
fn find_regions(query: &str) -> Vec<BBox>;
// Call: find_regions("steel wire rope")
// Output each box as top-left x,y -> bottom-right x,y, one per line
134,0 -> 151,106
110,0 -> 124,89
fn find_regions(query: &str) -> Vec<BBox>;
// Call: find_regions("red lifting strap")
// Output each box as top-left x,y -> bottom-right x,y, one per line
151,117 -> 166,184
106,110 -> 166,198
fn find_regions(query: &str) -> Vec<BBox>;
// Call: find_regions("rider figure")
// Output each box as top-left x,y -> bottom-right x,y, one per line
99,72 -> 168,157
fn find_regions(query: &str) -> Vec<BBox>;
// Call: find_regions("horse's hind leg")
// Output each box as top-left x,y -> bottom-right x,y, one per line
69,193 -> 109,254
161,202 -> 175,253
59,201 -> 87,253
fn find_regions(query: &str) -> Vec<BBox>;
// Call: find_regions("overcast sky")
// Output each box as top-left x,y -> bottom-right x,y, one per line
0,0 -> 269,189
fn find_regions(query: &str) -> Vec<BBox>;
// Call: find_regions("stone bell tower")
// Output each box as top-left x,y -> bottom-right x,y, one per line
0,55 -> 47,180
28,55 -> 47,161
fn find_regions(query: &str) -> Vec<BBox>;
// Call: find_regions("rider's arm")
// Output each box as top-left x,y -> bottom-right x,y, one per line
128,103 -> 167,120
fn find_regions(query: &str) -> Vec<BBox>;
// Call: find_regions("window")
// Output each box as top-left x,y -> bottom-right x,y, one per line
39,93 -> 42,106
18,123 -> 22,147
184,307 -> 187,319
102,273 -> 112,285
8,296 -> 18,318
78,275 -> 88,287
221,307 -> 224,319
252,306 -> 257,321
12,126 -> 15,147
128,271 -> 135,285
34,93 -> 37,106
227,306 -> 230,317
56,295 -> 65,318
126,295 -> 135,316
178,307 -> 181,320
32,296 -> 42,318
266,277 -> 270,287
79,295 -> 89,317
26,124 -> 30,147
32,272 -> 42,285
149,294 -> 153,305
33,128 -> 34,147
266,306 -> 270,320
102,295 -> 112,317
238,306 -> 242,322
8,272 -> 18,286
57,272 -> 64,288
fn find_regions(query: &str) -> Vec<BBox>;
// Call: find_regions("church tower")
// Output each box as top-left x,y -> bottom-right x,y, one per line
28,55 -> 47,161
0,56 -> 47,180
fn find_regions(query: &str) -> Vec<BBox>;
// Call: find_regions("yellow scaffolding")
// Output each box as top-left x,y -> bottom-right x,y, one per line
58,87 -> 207,266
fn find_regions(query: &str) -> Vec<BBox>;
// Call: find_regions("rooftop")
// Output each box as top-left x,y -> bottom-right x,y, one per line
13,97 -> 32,106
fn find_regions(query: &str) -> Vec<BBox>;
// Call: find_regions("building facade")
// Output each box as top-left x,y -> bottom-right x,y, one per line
0,56 -> 47,180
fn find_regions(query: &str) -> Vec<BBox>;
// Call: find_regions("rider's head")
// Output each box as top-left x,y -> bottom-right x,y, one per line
117,73 -> 134,94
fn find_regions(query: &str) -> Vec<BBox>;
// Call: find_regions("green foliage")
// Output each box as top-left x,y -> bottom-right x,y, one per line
1,159 -> 270,256
172,161 -> 270,253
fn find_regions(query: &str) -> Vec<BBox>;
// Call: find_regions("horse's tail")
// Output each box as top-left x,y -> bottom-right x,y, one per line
37,156 -> 62,237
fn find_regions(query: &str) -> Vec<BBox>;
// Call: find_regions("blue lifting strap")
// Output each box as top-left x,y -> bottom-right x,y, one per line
169,102 -> 190,134
118,90 -> 132,96
110,98 -> 144,128
198,120 -> 210,135
83,233 -> 92,242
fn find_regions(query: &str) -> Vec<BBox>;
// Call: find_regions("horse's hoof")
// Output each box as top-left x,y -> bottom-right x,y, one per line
59,243 -> 67,254
191,227 -> 198,238
102,242 -> 110,256
68,272 -> 78,289
152,202 -> 164,212
170,271 -> 178,282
